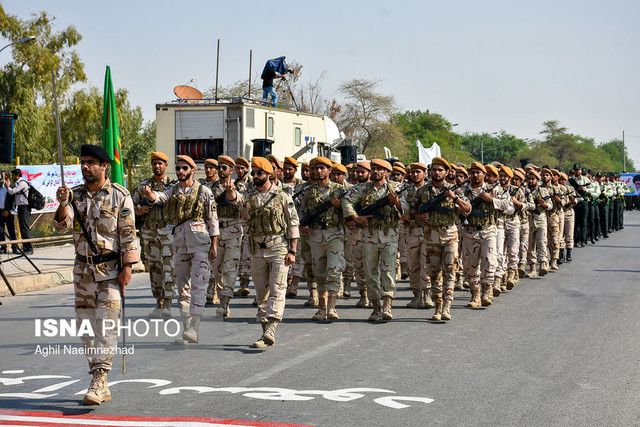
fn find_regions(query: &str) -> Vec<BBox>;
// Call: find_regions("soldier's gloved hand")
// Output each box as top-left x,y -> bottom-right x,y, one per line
284,252 -> 295,266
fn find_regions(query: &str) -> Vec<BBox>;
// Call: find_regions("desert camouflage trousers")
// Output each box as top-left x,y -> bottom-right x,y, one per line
527,214 -> 548,264
309,227 -> 345,293
213,220 -> 243,298
397,222 -> 408,264
423,225 -> 458,300
141,223 -> 175,301
518,218 -> 530,266
405,227 -> 428,290
175,251 -> 210,317
288,234 -> 305,279
504,218 -> 521,270
238,223 -> 252,280
343,227 -> 354,285
348,228 -> 366,291
251,245 -> 288,322
461,225 -> 497,292
495,222 -> 506,279
547,213 -> 561,261
74,264 -> 120,372
561,209 -> 575,249
361,227 -> 397,299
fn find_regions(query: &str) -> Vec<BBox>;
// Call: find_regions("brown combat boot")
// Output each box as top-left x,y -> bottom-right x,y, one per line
83,368 -> 110,405
550,259 -> 558,271
381,296 -> 393,320
400,262 -> 409,280
312,292 -> 328,321
286,276 -> 300,298
525,263 -> 537,278
174,315 -> 192,345
454,273 -> 464,291
422,289 -> 435,308
500,275 -> 508,292
518,263 -> 527,278
342,277 -> 352,298
506,269 -> 516,290
492,277 -> 501,297
327,291 -> 339,320
251,321 -> 269,348
304,287 -> 318,307
441,299 -> 452,321
234,277 -> 251,297
406,289 -> 421,308
182,315 -> 201,343
431,293 -> 443,321
368,298 -> 382,321
262,319 -> 279,346
217,295 -> 231,318
481,285 -> 492,307
467,287 -> 481,308
539,261 -> 549,276
356,288 -> 369,308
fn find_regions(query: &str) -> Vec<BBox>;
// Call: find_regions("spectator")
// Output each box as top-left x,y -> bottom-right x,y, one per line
0,171 -> 18,254
4,169 -> 32,254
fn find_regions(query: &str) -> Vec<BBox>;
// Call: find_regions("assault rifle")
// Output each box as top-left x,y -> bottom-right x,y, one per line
354,184 -> 408,220
459,182 -> 500,224
300,189 -> 348,227
567,177 -> 591,198
417,180 -> 468,215
531,192 -> 554,215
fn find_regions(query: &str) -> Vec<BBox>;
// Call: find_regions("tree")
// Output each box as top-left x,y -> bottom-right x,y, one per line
204,78 -> 262,99
460,131 -> 527,165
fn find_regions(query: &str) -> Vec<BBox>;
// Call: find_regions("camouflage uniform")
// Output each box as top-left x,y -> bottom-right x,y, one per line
236,175 -> 253,295
561,184 -> 576,252
543,183 -> 564,269
526,185 -> 552,275
133,176 -> 175,315
492,185 -> 514,294
287,181 -> 308,298
402,183 -> 432,308
504,185 -> 532,288
53,180 -> 139,373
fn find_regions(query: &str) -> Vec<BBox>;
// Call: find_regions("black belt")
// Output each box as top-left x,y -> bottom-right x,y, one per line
76,252 -> 119,265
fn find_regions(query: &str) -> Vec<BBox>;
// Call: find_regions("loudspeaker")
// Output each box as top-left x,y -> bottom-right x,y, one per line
251,139 -> 274,158
339,145 -> 357,165
0,113 -> 17,164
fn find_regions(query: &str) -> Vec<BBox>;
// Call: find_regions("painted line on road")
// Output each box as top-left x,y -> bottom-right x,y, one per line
234,338 -> 350,387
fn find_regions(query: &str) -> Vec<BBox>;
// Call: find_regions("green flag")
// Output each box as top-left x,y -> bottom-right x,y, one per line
102,66 -> 125,185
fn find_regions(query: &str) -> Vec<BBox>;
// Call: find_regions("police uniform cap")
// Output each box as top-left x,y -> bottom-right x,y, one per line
485,164 -> 499,176
251,156 -> 274,174
151,151 -> 169,162
80,144 -> 111,164
267,154 -> 283,169
370,159 -> 392,171
235,157 -> 250,168
284,157 -> 299,168
468,162 -> 487,173
595,172 -> 603,178
573,163 -> 582,170
409,162 -> 427,171
332,163 -> 348,174
431,157 -> 451,170
218,155 -> 235,167
204,158 -> 218,167
392,165 -> 406,174
313,157 -> 333,168
528,169 -> 541,179
356,161 -> 371,171
500,165 -> 514,178
177,155 -> 197,169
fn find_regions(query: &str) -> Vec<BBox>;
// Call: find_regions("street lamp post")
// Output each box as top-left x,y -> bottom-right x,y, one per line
481,131 -> 498,164
0,36 -> 36,54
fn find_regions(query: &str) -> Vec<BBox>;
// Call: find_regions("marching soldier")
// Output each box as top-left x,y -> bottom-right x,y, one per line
558,172 -> 576,262
541,167 -> 564,270
484,164 -> 509,297
234,157 -> 253,297
200,158 -> 220,305
587,170 -> 600,244
571,163 -> 590,248
330,163 -> 353,297
349,161 -> 372,307
525,169 -> 552,278
596,172 -> 613,239
501,166 -> 529,290
54,144 -> 140,405
392,165 -> 409,280
225,157 -> 299,348
453,165 -> 469,290
133,152 -> 175,318
142,155 -> 219,345
282,156 -> 304,192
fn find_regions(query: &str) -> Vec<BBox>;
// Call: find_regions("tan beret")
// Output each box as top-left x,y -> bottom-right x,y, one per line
485,164 -> 499,176
468,162 -> 487,173
346,163 -> 354,170
525,164 -> 538,171
204,158 -> 218,167
551,169 -> 560,176
455,165 -> 469,177
515,167 -> 525,176
559,172 -> 568,180
176,155 -> 196,169
313,156 -> 333,168
301,162 -> 310,169
541,167 -> 553,175
393,161 -> 406,169
371,159 -> 392,171
528,169 -> 541,179
356,161 -> 371,171
284,156 -> 299,168
431,157 -> 451,170
151,151 -> 169,162
267,154 -> 283,169
500,165 -> 514,178
409,162 -> 427,171
251,156 -> 274,174
235,157 -> 250,168
217,155 -> 235,167
392,166 -> 406,174
513,170 -> 525,180
332,163 -> 347,174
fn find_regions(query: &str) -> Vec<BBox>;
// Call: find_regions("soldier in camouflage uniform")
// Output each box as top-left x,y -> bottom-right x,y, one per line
290,162 -> 314,303
281,156 -> 305,297
226,157 -> 299,348
143,155 -> 219,344
299,157 -> 345,320
392,165 -> 409,280
453,165 -> 469,290
342,159 -> 408,321
411,158 -> 470,321
199,158 -> 221,305
558,172 -> 576,262
133,152 -> 175,318
540,167 -> 564,270
484,164 -> 508,297
349,161 -> 372,307
516,168 -> 531,278
54,144 -> 140,406
330,163 -> 353,298
234,157 -> 253,297
525,169 -> 552,277
505,169 -> 533,288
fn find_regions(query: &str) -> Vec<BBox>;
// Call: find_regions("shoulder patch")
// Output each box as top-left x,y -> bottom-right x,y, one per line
112,183 -> 130,195
121,208 -> 132,217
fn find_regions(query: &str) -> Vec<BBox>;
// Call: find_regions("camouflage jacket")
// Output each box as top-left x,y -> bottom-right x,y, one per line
133,176 -> 174,226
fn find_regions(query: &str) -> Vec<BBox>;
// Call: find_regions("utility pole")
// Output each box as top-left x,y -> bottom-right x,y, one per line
622,130 -> 626,172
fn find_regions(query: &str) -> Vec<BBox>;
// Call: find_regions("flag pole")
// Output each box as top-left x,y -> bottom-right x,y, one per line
51,70 -> 65,188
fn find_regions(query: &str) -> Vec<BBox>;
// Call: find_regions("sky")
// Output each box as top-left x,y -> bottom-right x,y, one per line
3,0 -> 640,168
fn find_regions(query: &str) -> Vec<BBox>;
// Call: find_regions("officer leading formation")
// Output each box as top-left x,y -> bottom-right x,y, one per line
57,146 -> 628,406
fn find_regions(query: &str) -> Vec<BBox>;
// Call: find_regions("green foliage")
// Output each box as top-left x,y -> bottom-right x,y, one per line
460,131 -> 528,165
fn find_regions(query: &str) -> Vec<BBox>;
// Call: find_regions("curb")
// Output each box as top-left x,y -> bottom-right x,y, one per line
0,270 -> 74,297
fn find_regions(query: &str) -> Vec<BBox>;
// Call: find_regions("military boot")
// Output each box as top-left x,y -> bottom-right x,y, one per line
83,368 -> 110,405
174,315 -> 192,344
148,300 -> 164,319
356,288 -> 369,308
492,277 -> 501,297
368,299 -> 382,321
251,321 -> 269,348
431,293 -> 443,321
539,261 -> 549,276
565,248 -> 572,262
406,289 -> 422,308
454,273 -> 464,291
327,291 -> 339,320
342,277 -> 352,298
441,298 -> 452,321
506,269 -> 516,290
381,296 -> 394,320
182,315 -> 201,343
500,275 -> 508,292
400,262 -> 409,280
234,277 -> 251,297
304,287 -> 318,307
481,284 -> 492,307
312,292 -> 328,321
550,259 -> 559,271
558,249 -> 565,265
262,319 -> 279,346
518,263 -> 527,278
463,280 -> 470,289
467,288 -> 481,308
286,276 -> 300,298
217,295 -> 231,318
422,289 -> 435,308
525,263 -> 537,278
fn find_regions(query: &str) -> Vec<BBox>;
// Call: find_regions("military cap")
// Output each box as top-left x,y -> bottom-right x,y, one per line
346,163 -> 354,170
301,162 -> 310,169
313,157 -> 333,168
455,165 -> 469,177
515,167 -> 526,176
595,172 -> 603,178
528,169 -> 541,179
151,151 -> 169,162
394,161 -> 406,169
267,154 -> 283,169
500,165 -> 514,178
551,169 -> 560,176
409,162 -> 427,171
218,155 -> 235,167
485,164 -> 499,176
284,156 -> 299,168
392,165 -> 406,174
251,156 -> 274,174
332,163 -> 348,174
371,159 -> 392,171
573,163 -> 582,170
541,167 -> 553,175
356,161 -> 371,171
235,157 -> 250,168
177,155 -> 197,169
559,172 -> 568,180
512,169 -> 525,181
80,144 -> 111,164
468,162 -> 487,173
204,158 -> 218,167
525,163 -> 539,171
431,157 -> 451,170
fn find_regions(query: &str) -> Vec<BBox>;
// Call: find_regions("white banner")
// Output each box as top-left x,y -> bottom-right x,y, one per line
14,165 -> 83,213
416,140 -> 441,165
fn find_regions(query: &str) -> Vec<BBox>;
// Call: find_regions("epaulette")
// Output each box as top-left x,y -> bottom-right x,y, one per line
112,182 -> 131,196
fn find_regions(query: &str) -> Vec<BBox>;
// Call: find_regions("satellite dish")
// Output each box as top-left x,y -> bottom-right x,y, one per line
174,85 -> 203,102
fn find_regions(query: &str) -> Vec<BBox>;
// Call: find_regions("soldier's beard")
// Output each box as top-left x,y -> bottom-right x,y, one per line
178,171 -> 192,182
431,176 -> 444,183
254,176 -> 269,187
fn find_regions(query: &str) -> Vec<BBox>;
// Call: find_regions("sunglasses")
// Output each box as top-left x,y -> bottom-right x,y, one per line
250,170 -> 266,177
175,165 -> 190,172
216,165 -> 230,171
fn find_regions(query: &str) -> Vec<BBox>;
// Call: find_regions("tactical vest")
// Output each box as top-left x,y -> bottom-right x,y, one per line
168,181 -> 204,226
465,186 -> 496,227
212,182 -> 241,219
304,182 -> 343,228
418,183 -> 456,227
139,178 -> 172,225
360,182 -> 399,228
247,189 -> 287,237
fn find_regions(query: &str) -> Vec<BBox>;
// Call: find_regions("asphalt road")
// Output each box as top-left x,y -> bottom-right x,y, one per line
1,211 -> 639,426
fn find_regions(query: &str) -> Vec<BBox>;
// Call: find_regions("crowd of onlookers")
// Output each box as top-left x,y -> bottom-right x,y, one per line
0,169 -> 33,255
